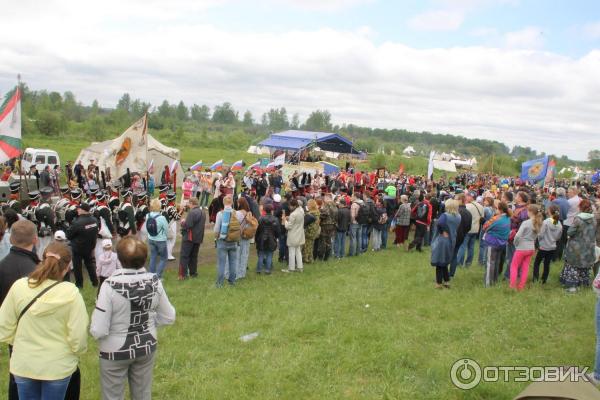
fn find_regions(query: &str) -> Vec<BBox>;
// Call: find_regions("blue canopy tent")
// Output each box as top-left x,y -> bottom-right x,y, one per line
320,161 -> 340,175
258,130 -> 360,155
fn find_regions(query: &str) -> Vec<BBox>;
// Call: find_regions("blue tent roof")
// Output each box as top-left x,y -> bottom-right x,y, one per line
258,130 -> 358,154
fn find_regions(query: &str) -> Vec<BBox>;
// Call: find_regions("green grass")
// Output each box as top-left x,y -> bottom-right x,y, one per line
1,231 -> 595,399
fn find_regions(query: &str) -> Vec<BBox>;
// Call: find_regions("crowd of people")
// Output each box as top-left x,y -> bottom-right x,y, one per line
1,157 -> 600,397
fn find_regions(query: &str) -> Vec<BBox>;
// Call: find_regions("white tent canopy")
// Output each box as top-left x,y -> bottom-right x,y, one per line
76,134 -> 184,186
433,159 -> 457,173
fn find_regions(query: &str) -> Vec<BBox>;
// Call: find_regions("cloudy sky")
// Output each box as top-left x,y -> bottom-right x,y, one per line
1,0 -> 599,159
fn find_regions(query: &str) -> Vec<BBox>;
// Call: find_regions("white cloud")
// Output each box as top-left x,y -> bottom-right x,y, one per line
582,21 -> 600,39
504,26 -> 545,49
0,1 -> 598,159
408,10 -> 464,31
276,0 -> 374,11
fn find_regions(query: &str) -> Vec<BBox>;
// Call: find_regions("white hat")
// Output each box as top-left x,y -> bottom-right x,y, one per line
273,194 -> 281,202
102,239 -> 113,248
54,230 -> 66,241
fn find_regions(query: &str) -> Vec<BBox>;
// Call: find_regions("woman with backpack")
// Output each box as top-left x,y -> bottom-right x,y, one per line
214,195 -> 244,287
371,198 -> 387,251
236,197 -> 254,280
255,203 -> 280,274
146,199 -> 170,279
303,199 -> 321,264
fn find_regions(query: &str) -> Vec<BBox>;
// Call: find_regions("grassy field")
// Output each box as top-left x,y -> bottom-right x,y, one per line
0,228 -> 595,399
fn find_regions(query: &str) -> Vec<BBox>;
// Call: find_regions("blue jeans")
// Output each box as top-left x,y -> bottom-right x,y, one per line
478,230 -> 488,265
237,239 -> 250,279
14,375 -> 71,400
257,250 -> 273,273
334,230 -> 346,258
360,224 -> 370,253
381,222 -> 389,249
199,191 -> 210,208
349,224 -> 360,256
278,231 -> 288,261
148,239 -> 168,278
595,299 -> 600,380
457,233 -> 478,266
217,240 -> 238,286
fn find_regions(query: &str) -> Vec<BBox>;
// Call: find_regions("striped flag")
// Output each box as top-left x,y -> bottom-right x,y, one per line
231,159 -> 244,171
190,160 -> 203,171
169,159 -> 180,174
247,161 -> 260,171
0,86 -> 22,163
210,159 -> 224,171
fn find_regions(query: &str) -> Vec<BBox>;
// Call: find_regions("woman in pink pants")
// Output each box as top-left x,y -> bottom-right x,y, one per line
510,204 -> 543,291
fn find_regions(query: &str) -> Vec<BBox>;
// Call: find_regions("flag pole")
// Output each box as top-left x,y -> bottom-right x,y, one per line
16,74 -> 24,202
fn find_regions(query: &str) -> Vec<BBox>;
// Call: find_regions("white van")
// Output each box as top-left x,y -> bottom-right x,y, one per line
21,148 -> 61,173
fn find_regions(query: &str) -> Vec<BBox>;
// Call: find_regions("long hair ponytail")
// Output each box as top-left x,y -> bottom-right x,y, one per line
547,204 -> 560,225
528,204 -> 543,234
28,242 -> 72,288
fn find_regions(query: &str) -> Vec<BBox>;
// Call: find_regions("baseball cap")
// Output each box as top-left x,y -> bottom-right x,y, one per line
273,194 -> 281,202
54,230 -> 66,241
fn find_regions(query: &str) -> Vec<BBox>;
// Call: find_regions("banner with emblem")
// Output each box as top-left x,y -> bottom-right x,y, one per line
520,156 -> 549,183
110,114 -> 148,178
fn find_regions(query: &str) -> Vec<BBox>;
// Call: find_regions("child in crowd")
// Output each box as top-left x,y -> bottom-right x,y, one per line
96,239 -> 121,290
532,205 -> 562,284
510,204 -> 543,291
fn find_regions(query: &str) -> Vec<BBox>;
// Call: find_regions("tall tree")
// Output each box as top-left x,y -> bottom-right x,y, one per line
265,107 -> 289,131
243,110 -> 254,126
117,93 -> 131,113
212,102 -> 238,124
303,109 -> 332,132
158,100 -> 174,118
291,113 -> 300,129
176,101 -> 189,120
588,150 -> 600,170
190,104 -> 210,122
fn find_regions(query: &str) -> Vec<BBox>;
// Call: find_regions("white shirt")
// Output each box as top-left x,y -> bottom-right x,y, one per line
565,195 -> 581,226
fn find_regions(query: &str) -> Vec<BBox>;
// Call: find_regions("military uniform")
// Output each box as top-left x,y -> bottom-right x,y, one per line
163,192 -> 181,260
134,191 -> 149,241
87,184 -> 99,214
65,188 -> 82,229
108,182 -> 121,235
5,182 -> 22,215
53,186 -> 71,231
158,184 -> 170,209
94,191 -> 114,261
317,200 -> 338,261
116,189 -> 136,237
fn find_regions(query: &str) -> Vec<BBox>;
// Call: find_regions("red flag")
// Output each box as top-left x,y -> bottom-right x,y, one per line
398,164 -> 405,175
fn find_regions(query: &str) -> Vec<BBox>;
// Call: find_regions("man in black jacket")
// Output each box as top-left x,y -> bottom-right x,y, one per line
449,193 -> 472,278
178,197 -> 206,279
0,219 -> 39,400
67,202 -> 99,288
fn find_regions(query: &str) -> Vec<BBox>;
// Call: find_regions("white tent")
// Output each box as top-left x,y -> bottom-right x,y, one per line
402,146 -> 416,156
247,145 -> 270,155
433,160 -> 457,173
76,134 -> 184,186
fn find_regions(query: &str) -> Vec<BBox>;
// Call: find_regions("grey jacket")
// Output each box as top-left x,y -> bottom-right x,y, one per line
537,218 -> 563,251
514,219 -> 537,251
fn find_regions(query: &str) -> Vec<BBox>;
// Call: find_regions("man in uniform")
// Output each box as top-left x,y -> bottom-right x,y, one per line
158,183 -> 170,208
108,181 -> 121,233
23,190 -> 42,257
6,182 -> 21,215
67,202 -> 99,288
65,188 -> 82,229
53,185 -> 71,231
94,190 -> 114,261
163,191 -> 181,261
317,193 -> 338,261
35,187 -> 56,258
87,183 -> 99,213
134,191 -> 149,240
117,188 -> 136,238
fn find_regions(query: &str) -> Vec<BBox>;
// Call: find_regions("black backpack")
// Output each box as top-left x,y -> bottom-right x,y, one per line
146,215 -> 159,236
356,203 -> 369,225
416,203 -> 428,220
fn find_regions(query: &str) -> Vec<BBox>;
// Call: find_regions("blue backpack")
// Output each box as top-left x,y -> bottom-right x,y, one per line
146,215 -> 159,236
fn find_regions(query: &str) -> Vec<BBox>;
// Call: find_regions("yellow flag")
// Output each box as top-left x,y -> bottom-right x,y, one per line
111,115 -> 147,178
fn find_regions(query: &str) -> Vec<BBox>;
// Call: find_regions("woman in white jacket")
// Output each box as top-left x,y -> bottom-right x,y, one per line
282,199 -> 305,273
90,237 -> 175,400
